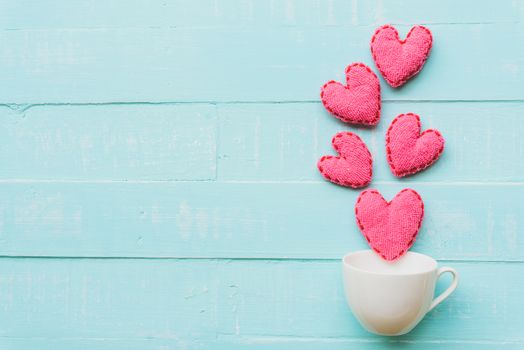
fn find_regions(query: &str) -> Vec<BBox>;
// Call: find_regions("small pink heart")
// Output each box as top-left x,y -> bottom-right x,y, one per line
371,25 -> 432,88
320,63 -> 381,126
317,132 -> 372,188
386,113 -> 444,177
355,189 -> 424,261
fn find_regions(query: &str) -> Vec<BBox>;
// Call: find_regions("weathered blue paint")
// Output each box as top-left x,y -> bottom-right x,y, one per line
0,1 -> 522,348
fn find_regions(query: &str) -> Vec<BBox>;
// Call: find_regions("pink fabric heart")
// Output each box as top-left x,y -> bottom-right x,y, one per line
371,25 -> 432,88
386,113 -> 444,177
320,63 -> 381,126
355,188 -> 424,261
317,132 -> 372,188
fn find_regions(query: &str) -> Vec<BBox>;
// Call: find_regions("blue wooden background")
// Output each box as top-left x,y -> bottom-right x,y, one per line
0,0 -> 523,349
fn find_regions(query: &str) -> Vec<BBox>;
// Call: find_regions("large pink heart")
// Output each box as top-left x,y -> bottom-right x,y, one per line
320,63 -> 381,126
317,132 -> 372,188
386,113 -> 444,177
355,189 -> 424,261
371,25 -> 432,88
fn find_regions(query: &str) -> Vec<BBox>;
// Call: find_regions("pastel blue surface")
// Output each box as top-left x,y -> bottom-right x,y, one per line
0,1 -> 522,349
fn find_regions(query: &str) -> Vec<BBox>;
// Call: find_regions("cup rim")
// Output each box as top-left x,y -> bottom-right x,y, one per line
342,250 -> 438,276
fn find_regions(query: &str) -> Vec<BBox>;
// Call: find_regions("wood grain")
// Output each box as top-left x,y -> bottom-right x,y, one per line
0,104 -> 216,180
0,0 -> 519,29
218,102 -> 524,182
0,259 -> 522,343
0,182 -> 520,261
0,0 -> 521,347
0,24 -> 522,103
1,338 -> 522,350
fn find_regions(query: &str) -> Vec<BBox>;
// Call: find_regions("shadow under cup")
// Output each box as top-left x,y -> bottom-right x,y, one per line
342,250 -> 458,336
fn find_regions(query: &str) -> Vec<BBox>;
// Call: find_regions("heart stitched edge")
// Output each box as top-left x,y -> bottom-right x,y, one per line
370,25 -> 433,88
355,188 -> 425,261
320,63 -> 381,126
386,113 -> 445,177
317,132 -> 373,188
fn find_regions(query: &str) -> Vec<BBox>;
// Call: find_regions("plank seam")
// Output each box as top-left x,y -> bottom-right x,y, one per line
3,99 -> 524,112
0,256 -> 522,263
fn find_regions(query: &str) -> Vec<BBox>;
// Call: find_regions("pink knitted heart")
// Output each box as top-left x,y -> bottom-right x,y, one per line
355,188 -> 424,261
386,113 -> 444,177
317,132 -> 372,188
320,63 -> 381,126
371,25 -> 432,88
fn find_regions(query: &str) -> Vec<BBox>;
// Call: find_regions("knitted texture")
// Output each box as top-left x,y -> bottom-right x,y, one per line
320,63 -> 381,126
355,188 -> 424,261
317,132 -> 372,188
386,113 -> 444,177
371,25 -> 432,88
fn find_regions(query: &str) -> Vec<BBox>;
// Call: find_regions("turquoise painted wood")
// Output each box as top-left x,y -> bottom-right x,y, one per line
0,105 -> 216,180
0,259 -> 522,341
0,183 -> 521,260
0,1 -> 522,349
1,339 -> 523,350
0,18 -> 523,103
218,102 -> 524,182
0,0 -> 519,29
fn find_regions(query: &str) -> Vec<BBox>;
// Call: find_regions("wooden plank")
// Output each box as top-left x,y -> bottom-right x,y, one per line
0,183 -> 520,260
0,101 -> 519,183
0,1 -> 520,348
0,259 -> 521,342
0,0 -> 519,30
0,23 -> 522,103
1,337 -> 522,350
201,338 -> 524,350
218,101 -> 524,182
0,104 -> 216,180
355,0 -> 522,25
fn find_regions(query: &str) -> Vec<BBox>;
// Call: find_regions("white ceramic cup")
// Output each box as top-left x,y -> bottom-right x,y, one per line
342,250 -> 459,336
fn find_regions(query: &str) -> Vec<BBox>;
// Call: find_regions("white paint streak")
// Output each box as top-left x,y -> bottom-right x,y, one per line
486,205 -> 494,255
325,0 -> 336,25
503,213 -> 518,255
175,201 -> 192,240
285,0 -> 295,23
253,116 -> 261,169
351,0 -> 359,26
195,208 -> 209,239
375,0 -> 385,24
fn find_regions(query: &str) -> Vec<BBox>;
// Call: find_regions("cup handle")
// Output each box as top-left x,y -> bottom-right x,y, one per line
428,267 -> 459,312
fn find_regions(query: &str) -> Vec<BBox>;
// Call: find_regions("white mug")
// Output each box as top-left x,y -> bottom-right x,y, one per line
342,250 -> 459,336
